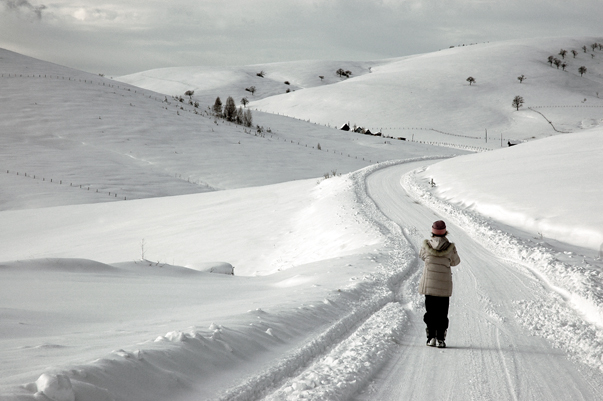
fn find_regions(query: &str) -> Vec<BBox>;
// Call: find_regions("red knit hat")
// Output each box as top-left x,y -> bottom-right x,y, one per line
432,220 -> 447,236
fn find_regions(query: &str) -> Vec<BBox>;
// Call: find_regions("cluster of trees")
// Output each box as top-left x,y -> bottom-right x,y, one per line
547,55 -> 570,71
336,68 -> 352,78
212,96 -> 253,127
547,42 -> 602,76
173,92 -> 200,108
583,43 -> 603,52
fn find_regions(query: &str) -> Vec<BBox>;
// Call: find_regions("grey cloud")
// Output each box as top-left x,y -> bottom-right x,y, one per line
2,0 -> 46,19
2,0 -> 603,76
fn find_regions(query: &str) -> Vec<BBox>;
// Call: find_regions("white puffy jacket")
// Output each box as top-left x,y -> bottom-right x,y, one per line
418,236 -> 460,297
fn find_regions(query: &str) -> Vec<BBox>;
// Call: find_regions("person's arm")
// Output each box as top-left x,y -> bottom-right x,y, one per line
419,241 -> 427,261
450,244 -> 461,266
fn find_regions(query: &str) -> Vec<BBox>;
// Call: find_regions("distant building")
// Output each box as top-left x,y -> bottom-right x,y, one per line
340,123 -> 350,131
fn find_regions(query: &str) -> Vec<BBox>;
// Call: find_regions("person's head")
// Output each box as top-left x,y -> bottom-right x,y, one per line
431,220 -> 448,237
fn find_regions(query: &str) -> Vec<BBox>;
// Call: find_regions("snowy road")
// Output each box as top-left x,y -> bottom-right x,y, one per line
355,163 -> 603,400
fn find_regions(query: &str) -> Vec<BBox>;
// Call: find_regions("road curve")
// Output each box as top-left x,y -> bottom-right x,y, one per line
354,162 -> 603,401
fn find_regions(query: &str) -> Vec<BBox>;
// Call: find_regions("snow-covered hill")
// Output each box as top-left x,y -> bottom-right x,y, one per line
1,36 -> 603,400
0,48 -> 457,210
119,36 -> 603,149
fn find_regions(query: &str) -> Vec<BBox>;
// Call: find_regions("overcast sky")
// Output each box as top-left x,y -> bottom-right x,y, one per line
1,0 -> 602,76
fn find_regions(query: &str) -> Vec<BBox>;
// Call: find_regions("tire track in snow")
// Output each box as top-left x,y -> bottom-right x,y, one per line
495,328 -> 520,401
217,158 -> 447,401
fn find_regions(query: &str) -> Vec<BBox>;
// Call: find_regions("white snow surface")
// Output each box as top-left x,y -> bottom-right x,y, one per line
423,129 -> 603,252
1,36 -> 603,400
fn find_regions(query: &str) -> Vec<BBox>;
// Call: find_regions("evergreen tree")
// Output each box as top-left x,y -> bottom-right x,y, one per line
223,96 -> 237,121
236,107 -> 244,125
212,97 -> 223,116
244,109 -> 253,127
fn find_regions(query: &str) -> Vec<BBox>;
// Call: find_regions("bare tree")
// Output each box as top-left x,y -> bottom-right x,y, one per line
579,66 -> 587,77
547,55 -> 554,66
245,86 -> 256,95
512,95 -> 524,111
553,58 -> 561,69
241,97 -> 249,108
319,75 -> 324,81
184,90 -> 194,98
466,76 -> 476,85
571,49 -> 578,58
559,49 -> 567,59
256,71 -> 265,78
517,74 -> 526,83
582,45 -> 588,53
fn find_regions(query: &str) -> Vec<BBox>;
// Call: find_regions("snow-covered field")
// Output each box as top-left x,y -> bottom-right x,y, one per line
1,35 -> 603,400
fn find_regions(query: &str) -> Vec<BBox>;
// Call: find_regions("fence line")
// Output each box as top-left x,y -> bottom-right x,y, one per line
4,169 -> 127,201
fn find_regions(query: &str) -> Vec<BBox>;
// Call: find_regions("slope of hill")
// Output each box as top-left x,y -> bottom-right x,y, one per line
119,37 -> 603,151
252,37 -> 603,145
116,60 -> 378,107
0,48 -> 456,210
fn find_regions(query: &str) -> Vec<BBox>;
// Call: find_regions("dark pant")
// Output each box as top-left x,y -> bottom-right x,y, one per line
424,295 -> 449,340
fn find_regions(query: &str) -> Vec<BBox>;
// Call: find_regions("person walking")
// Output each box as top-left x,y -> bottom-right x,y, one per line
418,220 -> 461,348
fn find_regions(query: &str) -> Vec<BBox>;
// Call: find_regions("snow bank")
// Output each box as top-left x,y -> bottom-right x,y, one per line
34,373 -> 75,401
0,258 -> 117,273
422,128 -> 603,252
264,303 -> 407,401
187,262 -> 234,275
